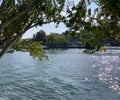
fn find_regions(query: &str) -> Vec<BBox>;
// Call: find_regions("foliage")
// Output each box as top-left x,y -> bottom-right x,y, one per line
0,0 -> 65,59
0,0 -> 120,59
33,30 -> 47,44
47,33 -> 69,46
13,39 -> 47,61
83,49 -> 96,54
64,32 -> 82,46
65,0 -> 120,50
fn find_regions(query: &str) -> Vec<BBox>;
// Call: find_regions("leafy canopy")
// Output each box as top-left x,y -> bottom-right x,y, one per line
65,0 -> 120,50
0,0 -> 119,59
0,0 -> 65,59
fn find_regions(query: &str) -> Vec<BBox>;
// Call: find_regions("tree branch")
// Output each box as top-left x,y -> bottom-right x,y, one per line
109,35 -> 120,45
0,33 -> 19,58
0,19 -> 34,58
0,0 -> 39,32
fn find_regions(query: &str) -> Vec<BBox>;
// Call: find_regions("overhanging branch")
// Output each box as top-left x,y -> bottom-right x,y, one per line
0,0 -> 39,32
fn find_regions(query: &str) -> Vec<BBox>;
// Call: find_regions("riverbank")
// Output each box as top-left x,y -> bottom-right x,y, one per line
42,45 -> 85,49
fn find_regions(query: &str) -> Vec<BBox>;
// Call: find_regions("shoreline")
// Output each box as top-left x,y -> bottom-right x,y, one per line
42,46 -> 85,49
42,46 -> 120,50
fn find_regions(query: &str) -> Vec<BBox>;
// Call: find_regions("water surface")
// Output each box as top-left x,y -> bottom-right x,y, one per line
0,48 -> 120,100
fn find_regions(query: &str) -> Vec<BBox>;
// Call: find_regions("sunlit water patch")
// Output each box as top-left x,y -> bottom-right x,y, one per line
92,47 -> 120,95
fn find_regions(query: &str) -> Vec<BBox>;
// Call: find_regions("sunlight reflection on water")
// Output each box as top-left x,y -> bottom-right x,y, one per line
92,47 -> 120,95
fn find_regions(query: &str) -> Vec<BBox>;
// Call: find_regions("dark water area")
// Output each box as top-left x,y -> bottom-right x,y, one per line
0,48 -> 120,100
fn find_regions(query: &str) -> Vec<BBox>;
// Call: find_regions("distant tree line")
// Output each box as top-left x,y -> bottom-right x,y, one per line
32,30 -> 83,47
33,29 -> 120,49
32,30 -> 47,44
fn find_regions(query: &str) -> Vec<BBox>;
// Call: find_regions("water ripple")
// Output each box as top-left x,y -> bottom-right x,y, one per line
0,49 -> 120,99
92,47 -> 120,95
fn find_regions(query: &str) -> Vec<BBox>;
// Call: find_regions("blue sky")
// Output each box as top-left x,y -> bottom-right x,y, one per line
22,22 -> 68,39
22,0 -> 97,39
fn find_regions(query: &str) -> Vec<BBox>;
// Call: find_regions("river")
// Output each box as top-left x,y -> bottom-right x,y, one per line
0,48 -> 120,100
